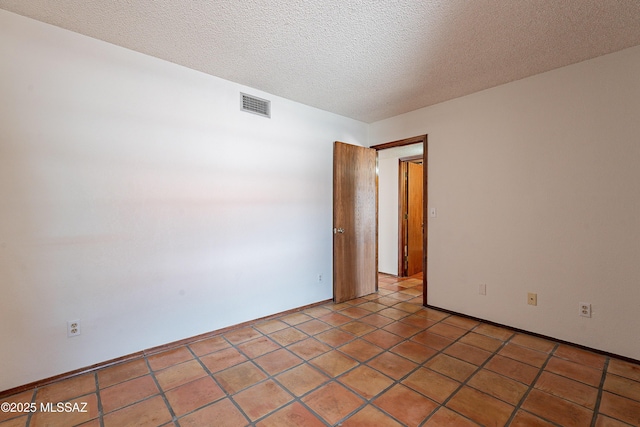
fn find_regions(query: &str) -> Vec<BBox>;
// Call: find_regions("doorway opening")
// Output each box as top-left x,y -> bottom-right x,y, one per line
370,135 -> 428,306
399,156 -> 423,277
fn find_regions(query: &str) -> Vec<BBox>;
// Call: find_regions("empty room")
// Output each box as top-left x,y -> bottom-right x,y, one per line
1,1 -> 639,426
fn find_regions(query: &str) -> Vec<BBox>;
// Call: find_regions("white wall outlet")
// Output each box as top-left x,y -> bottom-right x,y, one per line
67,319 -> 81,337
318,274 -> 323,283
479,284 -> 486,295
430,207 -> 437,218
579,302 -> 591,318
527,293 -> 537,306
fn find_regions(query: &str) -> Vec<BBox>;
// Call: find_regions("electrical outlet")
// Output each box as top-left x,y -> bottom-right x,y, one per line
479,284 -> 486,295
318,274 -> 323,283
579,302 -> 591,318
67,319 -> 81,337
527,293 -> 537,306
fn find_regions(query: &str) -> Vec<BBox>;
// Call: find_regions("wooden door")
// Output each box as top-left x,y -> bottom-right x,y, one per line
407,162 -> 424,276
333,141 -> 377,303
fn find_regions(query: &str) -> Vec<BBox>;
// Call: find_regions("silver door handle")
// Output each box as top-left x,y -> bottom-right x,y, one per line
334,228 -> 344,234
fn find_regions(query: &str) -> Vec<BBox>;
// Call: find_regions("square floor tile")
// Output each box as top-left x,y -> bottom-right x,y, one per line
200,347 -> 247,373
164,376 -> 225,416
318,312 -> 353,326
554,344 -> 606,370
339,365 -> 394,399
467,370 -> 528,406
378,307 -> 409,320
544,356 -> 602,387
340,405 -> 404,427
499,342 -> 548,368
0,391 -> 33,424
509,410 -> 557,427
178,398 -> 249,427
155,359 -> 208,392
254,319 -> 289,334
383,321 -> 421,338
147,347 -> 193,371
485,355 -> 539,385
458,332 -> 503,352
103,395 -> 172,427
339,339 -> 385,362
362,329 -> 404,349
444,342 -> 492,366
214,361 -> 267,395
286,337 -> 331,360
446,386 -> 514,427
400,314 -> 437,329
223,327 -> 262,345
509,333 -> 555,354
402,367 -> 460,403
360,313 -> 395,327
367,352 -> 418,380
521,389 -> 593,426
294,319 -> 332,336
30,394 -> 99,427
535,371 -> 598,409
302,382 -> 364,425
425,354 -> 477,382
339,307 -> 372,319
599,391 -> 640,426
100,375 -> 158,413
268,327 -> 308,346
473,324 -> 514,341
236,336 -> 281,359
36,374 -> 96,403
315,329 -> 356,347
275,364 -> 328,397
428,323 -> 467,340
608,359 -> 640,383
604,373 -> 640,402
233,379 -> 293,421
373,384 -> 438,426
311,350 -> 358,377
256,402 -> 325,427
254,348 -> 302,375
340,321 -> 377,337
98,359 -> 149,389
391,340 -> 437,364
423,407 -> 481,427
411,331 -> 454,351
441,315 -> 480,330
188,336 -> 230,357
281,312 -> 313,326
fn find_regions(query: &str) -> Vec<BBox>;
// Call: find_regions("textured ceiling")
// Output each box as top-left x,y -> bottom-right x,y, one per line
1,1 -> 640,123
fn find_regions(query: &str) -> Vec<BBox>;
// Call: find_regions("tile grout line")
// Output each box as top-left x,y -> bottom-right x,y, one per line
142,355 -> 179,425
590,356 -> 610,427
420,326 -> 517,426
503,341 -> 560,426
94,371 -> 105,427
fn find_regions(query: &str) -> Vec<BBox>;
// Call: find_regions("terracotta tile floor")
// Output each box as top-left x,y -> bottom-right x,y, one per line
2,274 -> 640,427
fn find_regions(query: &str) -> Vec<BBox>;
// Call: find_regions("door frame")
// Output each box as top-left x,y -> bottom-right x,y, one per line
370,135 -> 428,306
398,155 -> 424,277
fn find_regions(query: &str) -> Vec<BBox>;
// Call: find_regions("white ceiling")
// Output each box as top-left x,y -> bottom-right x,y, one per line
2,0 -> 640,123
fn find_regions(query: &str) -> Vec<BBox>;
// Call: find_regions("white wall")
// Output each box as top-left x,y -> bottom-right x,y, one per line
370,45 -> 640,360
0,10 -> 367,391
378,144 -> 423,275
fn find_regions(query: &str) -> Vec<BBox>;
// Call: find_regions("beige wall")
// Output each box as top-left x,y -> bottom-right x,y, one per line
0,10 -> 367,391
370,45 -> 640,360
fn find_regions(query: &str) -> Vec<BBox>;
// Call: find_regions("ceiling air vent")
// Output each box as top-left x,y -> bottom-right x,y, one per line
241,93 -> 270,118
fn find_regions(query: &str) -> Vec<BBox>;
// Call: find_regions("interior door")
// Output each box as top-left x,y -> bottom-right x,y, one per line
333,141 -> 378,303
407,162 -> 424,276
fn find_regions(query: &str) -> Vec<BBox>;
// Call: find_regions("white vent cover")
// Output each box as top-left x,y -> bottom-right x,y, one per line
241,93 -> 270,118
